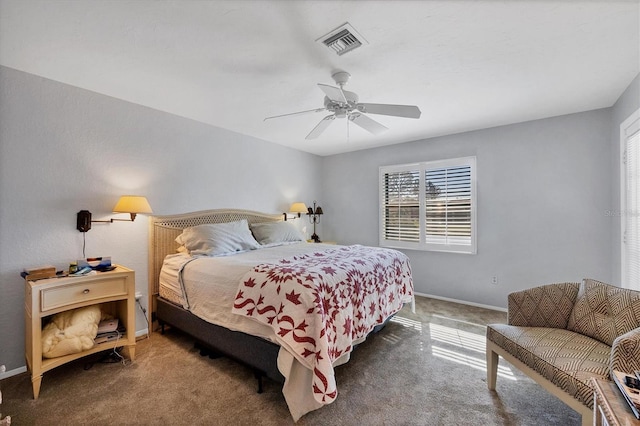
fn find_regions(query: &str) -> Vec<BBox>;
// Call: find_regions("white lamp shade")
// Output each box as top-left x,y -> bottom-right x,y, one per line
289,202 -> 308,214
113,196 -> 153,214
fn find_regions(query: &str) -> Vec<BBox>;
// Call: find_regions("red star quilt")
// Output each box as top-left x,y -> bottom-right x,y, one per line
231,244 -> 413,405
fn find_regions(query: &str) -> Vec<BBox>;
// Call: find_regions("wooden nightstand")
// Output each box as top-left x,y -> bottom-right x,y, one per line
24,265 -> 136,399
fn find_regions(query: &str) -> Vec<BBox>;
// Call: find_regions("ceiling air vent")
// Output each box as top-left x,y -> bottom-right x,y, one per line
317,23 -> 368,56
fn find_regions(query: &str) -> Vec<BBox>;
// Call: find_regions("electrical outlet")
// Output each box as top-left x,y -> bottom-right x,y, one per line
491,276 -> 498,285
135,292 -> 143,301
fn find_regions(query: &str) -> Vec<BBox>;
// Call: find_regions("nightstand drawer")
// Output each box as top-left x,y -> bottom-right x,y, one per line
41,277 -> 128,312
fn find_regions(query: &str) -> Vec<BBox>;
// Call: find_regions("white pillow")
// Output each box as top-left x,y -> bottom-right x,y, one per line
175,220 -> 260,256
250,221 -> 306,245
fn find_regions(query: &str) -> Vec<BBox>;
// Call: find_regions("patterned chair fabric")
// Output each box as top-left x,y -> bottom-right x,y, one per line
567,278 -> 640,346
507,282 -> 579,329
610,327 -> 640,374
487,279 -> 640,412
486,325 -> 610,408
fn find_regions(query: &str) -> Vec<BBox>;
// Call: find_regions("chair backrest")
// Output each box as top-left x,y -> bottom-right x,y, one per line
567,278 -> 640,346
507,282 -> 580,328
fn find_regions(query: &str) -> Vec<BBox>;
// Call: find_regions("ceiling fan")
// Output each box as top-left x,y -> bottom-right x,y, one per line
264,71 -> 421,140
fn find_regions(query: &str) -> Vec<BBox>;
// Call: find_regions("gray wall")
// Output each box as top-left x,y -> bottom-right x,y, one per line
321,109 -> 614,308
0,66 -> 322,372
610,73 -> 640,285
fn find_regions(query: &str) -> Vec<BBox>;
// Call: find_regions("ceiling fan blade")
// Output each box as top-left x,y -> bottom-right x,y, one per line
318,84 -> 347,104
264,107 -> 326,121
349,112 -> 388,135
306,115 -> 336,139
357,103 -> 421,119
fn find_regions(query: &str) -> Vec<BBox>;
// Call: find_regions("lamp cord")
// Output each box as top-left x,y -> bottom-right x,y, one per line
137,299 -> 151,339
82,232 -> 86,258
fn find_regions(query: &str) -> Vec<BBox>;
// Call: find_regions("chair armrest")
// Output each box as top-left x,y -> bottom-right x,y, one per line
610,326 -> 640,375
508,282 -> 580,328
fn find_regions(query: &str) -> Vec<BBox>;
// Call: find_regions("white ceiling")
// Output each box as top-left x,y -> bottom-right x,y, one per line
1,1 -> 639,156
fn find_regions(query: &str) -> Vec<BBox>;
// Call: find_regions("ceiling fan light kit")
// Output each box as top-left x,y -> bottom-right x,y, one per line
331,70 -> 351,86
264,70 -> 421,140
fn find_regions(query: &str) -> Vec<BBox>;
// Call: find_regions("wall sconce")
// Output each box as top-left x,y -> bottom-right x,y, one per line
77,196 -> 153,232
307,201 -> 323,243
283,202 -> 308,221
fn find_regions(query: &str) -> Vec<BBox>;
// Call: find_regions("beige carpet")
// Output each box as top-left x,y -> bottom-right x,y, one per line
1,297 -> 580,425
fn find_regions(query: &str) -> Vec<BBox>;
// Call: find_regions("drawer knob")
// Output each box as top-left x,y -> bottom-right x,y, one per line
82,289 -> 90,294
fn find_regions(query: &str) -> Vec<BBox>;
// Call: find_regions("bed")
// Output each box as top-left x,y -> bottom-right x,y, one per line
148,209 -> 414,420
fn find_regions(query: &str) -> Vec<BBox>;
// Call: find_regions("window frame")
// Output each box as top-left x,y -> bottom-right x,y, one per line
620,109 -> 640,290
379,156 -> 477,254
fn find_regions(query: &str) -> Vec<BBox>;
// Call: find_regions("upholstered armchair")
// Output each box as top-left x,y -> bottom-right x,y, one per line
486,279 -> 640,426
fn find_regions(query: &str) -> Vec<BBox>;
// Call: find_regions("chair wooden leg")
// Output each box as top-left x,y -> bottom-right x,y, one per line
486,343 -> 498,390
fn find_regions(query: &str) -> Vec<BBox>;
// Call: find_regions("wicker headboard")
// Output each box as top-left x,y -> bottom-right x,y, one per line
148,209 -> 282,316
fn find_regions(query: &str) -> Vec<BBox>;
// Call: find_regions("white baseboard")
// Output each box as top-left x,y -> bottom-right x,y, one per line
415,291 -> 507,312
135,328 -> 149,338
0,366 -> 26,380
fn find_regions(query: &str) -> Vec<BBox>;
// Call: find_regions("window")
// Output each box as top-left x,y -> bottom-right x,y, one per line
621,110 -> 640,290
380,157 -> 476,253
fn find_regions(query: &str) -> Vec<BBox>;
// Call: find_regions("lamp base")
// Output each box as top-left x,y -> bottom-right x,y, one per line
310,234 -> 322,243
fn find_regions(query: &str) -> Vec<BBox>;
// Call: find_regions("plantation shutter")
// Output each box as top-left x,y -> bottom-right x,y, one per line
425,165 -> 472,246
380,157 -> 476,253
624,129 -> 640,290
382,169 -> 421,242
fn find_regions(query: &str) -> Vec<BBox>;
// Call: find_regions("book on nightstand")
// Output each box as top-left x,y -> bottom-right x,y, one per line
21,265 -> 57,281
94,319 -> 126,344
94,332 -> 122,344
612,370 -> 640,419
97,318 -> 119,334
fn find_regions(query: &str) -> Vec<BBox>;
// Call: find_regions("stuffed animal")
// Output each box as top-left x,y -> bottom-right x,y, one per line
41,305 -> 102,359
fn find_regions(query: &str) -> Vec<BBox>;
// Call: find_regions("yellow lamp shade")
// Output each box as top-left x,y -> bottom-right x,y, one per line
289,202 -> 308,214
113,196 -> 152,221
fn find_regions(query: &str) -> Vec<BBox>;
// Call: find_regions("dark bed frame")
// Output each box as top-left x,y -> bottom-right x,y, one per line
156,297 -> 284,390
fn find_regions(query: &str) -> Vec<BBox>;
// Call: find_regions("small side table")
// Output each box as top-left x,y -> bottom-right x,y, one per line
25,265 -> 136,399
591,377 -> 640,426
